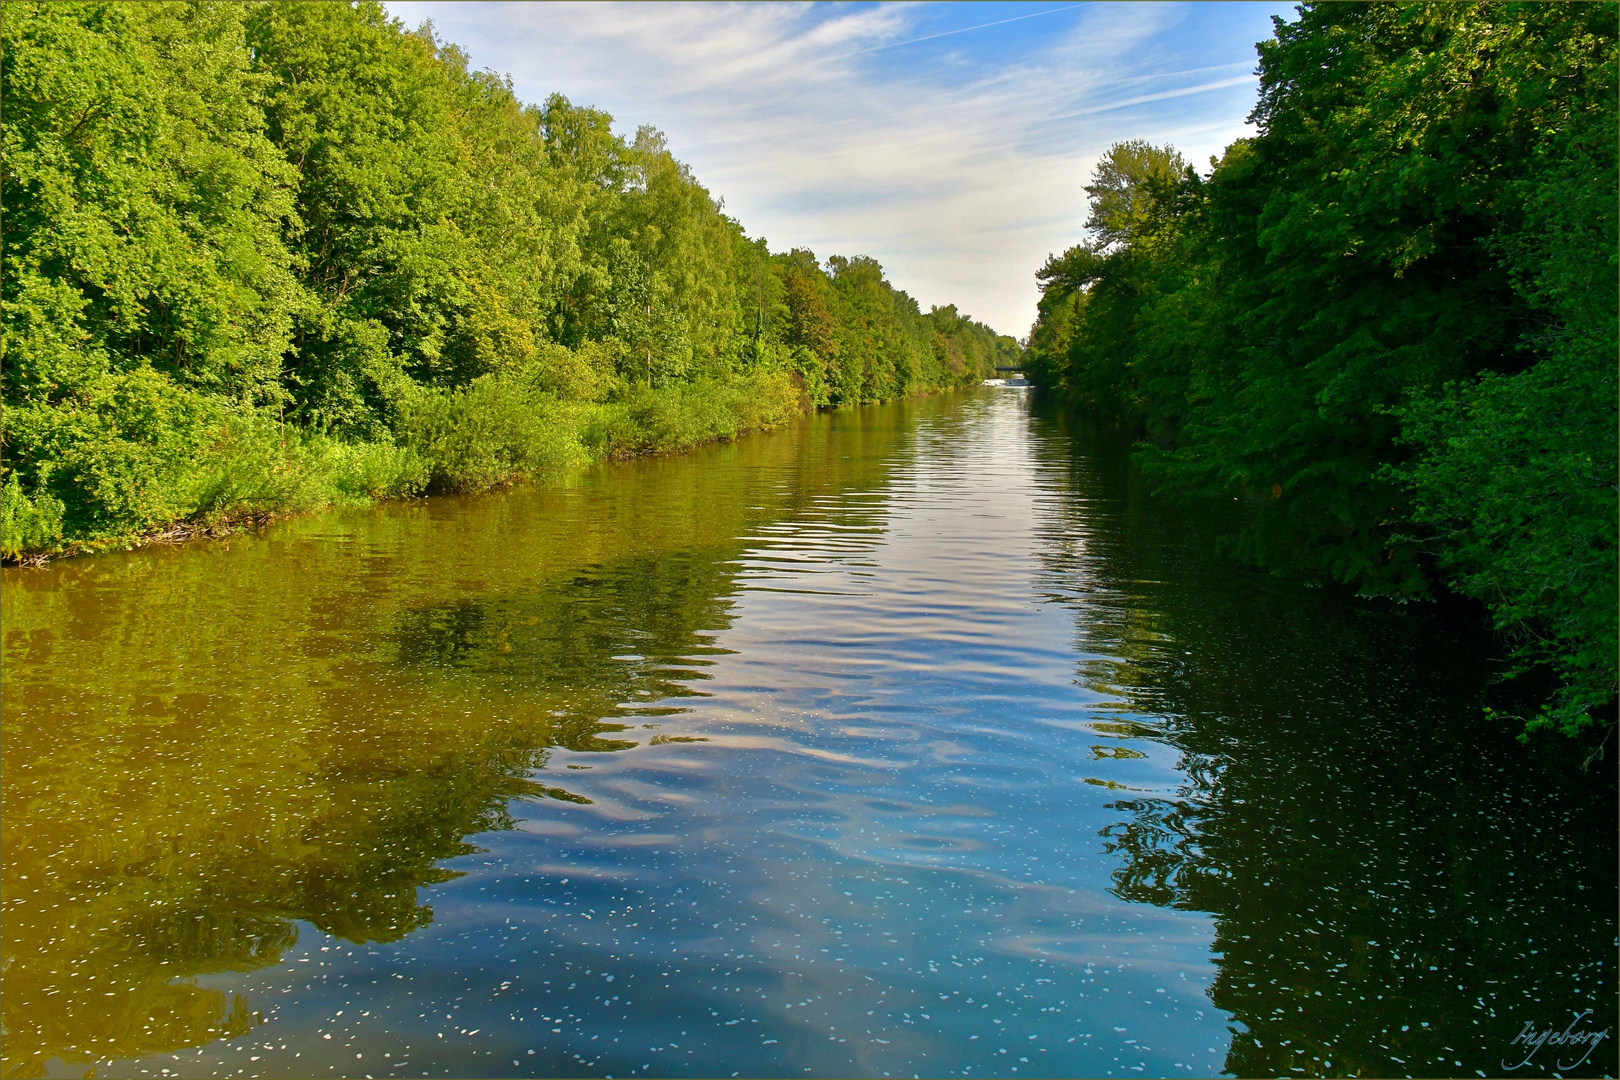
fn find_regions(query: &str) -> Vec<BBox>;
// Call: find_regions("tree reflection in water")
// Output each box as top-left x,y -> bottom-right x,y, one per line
0,409 -> 900,1077
1031,403 -> 1618,1079
4,396 -> 1611,1080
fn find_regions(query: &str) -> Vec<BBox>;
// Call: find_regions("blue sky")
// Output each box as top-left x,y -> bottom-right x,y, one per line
385,2 -> 1298,338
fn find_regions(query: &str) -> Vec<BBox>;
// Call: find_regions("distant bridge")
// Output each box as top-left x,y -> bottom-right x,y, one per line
995,366 -> 1026,373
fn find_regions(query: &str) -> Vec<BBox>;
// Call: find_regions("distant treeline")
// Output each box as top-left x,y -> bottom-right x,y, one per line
0,2 -> 1019,559
1026,3 -> 1616,737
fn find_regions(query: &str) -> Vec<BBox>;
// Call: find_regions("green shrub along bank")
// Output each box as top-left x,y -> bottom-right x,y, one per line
1027,3 -> 1617,741
1,2 -> 1019,560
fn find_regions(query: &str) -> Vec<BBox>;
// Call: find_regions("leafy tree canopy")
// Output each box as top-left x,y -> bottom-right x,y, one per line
1,1 -> 1021,560
1024,2 -> 1617,740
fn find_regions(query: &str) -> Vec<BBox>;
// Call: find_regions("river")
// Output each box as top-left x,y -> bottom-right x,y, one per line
2,389 -> 1614,1080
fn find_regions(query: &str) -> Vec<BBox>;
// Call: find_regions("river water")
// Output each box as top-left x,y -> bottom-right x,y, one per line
3,390 -> 1614,1080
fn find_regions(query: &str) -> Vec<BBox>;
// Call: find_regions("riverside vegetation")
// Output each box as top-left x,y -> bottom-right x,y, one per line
0,1 -> 1018,560
4,2 -> 1612,746
1026,3 -> 1617,740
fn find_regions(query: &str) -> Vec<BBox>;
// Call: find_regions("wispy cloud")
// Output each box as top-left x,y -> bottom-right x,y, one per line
832,4 -> 1088,59
386,1 -> 1293,337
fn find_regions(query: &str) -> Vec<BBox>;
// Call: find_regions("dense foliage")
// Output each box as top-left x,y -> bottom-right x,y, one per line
0,1 -> 1018,558
1026,2 -> 1617,737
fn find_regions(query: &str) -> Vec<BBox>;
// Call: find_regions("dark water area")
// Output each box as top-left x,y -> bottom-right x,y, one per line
3,390 -> 1614,1080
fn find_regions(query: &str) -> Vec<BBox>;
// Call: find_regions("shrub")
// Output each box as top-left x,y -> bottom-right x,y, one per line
397,377 -> 590,493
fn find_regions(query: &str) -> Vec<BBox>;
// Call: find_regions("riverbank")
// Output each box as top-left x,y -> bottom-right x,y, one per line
3,369 -> 813,565
2,373 -> 984,566
1021,5 -> 1617,738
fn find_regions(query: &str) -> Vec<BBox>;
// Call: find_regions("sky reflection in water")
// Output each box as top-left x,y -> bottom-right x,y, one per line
2,391 -> 1613,1080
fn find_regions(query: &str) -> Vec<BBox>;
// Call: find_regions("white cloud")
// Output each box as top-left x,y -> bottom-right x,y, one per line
387,1 -> 1289,337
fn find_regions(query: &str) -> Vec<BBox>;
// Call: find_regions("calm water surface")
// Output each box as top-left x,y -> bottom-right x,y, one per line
3,391 -> 1614,1080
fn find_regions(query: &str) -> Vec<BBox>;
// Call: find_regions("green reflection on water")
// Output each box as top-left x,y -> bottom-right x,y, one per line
0,403 -> 916,1077
2,392 -> 1612,1080
1030,403 -> 1617,1079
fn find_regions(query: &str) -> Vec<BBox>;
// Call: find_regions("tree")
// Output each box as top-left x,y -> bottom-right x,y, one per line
1024,2 -> 1617,738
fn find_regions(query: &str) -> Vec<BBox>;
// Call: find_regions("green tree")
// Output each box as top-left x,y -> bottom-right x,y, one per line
1025,2 -> 1617,738
2,1 -> 304,544
2,0 -> 1010,561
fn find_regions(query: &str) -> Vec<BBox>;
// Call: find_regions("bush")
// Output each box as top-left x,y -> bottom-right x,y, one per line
0,474 -> 64,559
1,371 -> 432,557
304,437 -> 430,502
397,377 -> 590,493
0,366 -> 808,560
7,369 -> 231,541
581,371 -> 803,459
1400,351 -> 1617,737
170,416 -> 431,519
